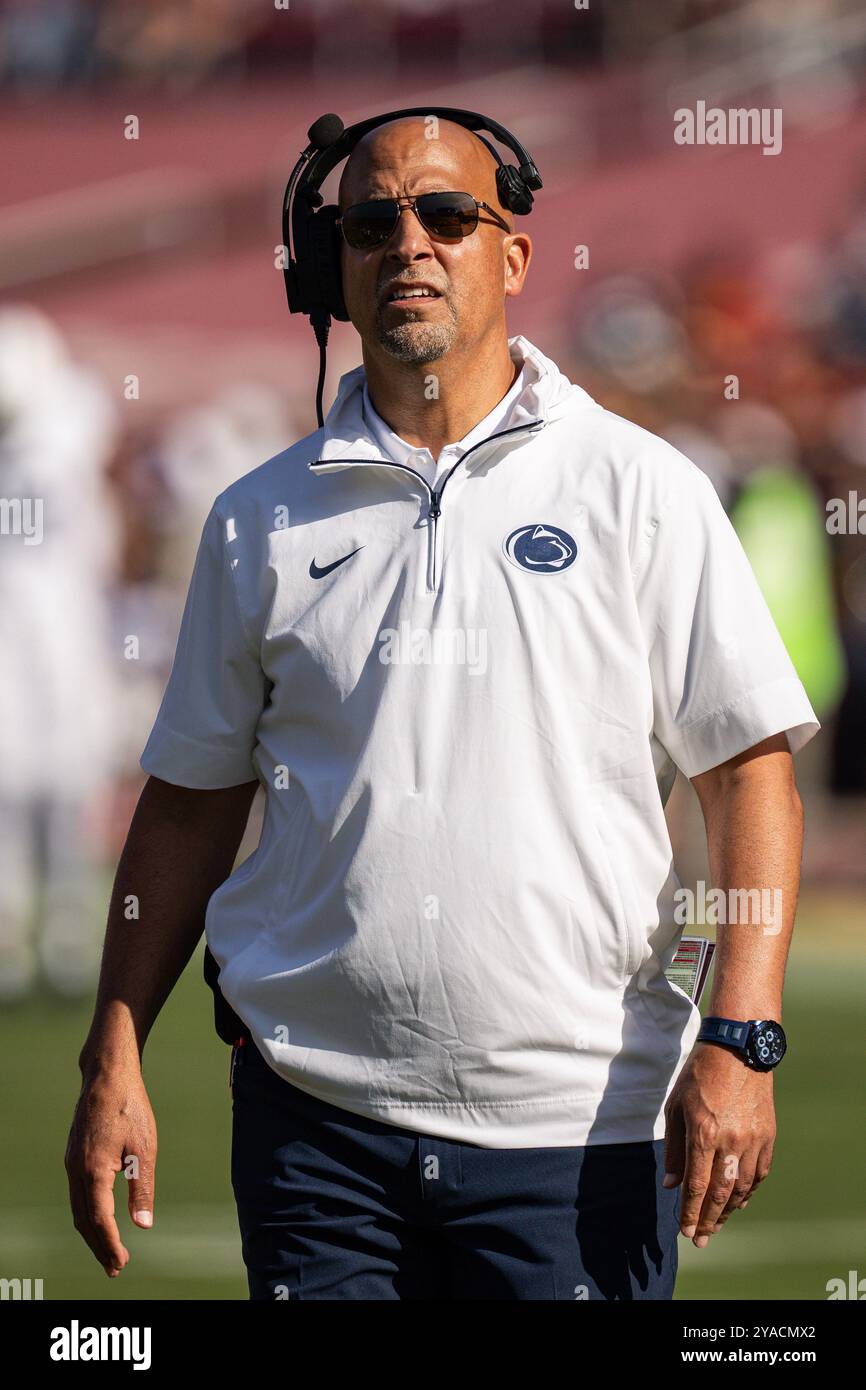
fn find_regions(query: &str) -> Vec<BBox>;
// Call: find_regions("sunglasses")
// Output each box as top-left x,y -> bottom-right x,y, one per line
337,191 -> 511,251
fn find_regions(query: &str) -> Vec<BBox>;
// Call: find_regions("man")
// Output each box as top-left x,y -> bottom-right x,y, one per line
67,115 -> 819,1300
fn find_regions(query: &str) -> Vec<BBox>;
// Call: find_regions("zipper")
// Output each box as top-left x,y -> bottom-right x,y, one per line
311,455 -> 440,590
309,418 -> 544,593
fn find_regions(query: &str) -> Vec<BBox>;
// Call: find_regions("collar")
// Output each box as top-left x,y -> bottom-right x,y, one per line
360,363 -> 527,473
308,334 -> 598,472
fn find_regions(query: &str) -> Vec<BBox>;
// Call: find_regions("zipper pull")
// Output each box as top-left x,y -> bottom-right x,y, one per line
428,489 -> 442,519
229,1034 -> 245,1089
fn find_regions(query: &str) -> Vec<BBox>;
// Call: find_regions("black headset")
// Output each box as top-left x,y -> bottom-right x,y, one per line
281,108 -> 543,427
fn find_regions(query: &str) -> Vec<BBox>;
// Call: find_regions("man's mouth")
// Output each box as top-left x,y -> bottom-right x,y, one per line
381,285 -> 443,307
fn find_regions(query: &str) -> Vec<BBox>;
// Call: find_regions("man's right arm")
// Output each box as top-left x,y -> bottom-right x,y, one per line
66,774 -> 258,1278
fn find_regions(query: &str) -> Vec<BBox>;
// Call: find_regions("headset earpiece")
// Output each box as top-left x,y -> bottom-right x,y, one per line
496,165 -> 534,217
308,204 -> 349,322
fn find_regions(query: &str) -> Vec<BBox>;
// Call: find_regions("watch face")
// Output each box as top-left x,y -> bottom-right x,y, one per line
749,1020 -> 787,1068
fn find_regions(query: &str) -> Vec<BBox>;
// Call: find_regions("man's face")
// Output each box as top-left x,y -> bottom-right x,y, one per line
338,119 -> 525,365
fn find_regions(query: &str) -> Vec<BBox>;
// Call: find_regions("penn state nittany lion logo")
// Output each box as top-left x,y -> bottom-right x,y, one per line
503,523 -> 579,574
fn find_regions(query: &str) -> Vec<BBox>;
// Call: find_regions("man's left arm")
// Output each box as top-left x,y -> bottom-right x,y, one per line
663,731 -> 805,1248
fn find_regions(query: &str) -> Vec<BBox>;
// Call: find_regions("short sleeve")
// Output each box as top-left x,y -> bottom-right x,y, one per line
633,458 -> 821,779
140,504 -> 266,788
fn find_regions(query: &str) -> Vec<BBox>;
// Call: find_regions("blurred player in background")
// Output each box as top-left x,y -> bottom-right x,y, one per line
0,306 -> 120,998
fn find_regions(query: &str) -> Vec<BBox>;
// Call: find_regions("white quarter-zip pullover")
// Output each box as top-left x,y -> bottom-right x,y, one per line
141,335 -> 819,1147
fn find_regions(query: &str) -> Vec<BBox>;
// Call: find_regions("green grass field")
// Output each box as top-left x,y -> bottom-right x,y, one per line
1,888 -> 863,1301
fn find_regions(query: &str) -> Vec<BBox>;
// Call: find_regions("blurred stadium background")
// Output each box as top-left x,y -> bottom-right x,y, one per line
0,0 -> 864,1301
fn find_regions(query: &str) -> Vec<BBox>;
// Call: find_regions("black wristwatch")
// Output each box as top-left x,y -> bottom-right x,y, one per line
697,1017 -> 787,1071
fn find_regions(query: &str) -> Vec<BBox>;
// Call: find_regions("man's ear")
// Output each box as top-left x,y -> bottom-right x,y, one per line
504,234 -> 532,299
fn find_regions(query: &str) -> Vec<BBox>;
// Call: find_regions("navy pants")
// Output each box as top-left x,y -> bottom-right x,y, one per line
230,1034 -> 680,1301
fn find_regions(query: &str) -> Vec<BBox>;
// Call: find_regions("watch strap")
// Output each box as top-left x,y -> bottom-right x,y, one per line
697,1016 -> 752,1054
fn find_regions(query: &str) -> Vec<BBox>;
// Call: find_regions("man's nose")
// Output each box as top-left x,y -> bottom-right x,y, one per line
384,206 -> 434,261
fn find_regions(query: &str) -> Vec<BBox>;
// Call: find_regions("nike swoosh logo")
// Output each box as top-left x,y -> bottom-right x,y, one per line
309,545 -> 364,579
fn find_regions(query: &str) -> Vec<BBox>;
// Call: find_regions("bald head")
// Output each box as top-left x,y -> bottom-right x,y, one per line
338,116 -> 512,228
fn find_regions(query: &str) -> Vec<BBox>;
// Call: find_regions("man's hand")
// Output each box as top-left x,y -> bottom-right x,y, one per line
663,1042 -> 776,1247
65,1064 -> 157,1277
67,775 -> 257,1276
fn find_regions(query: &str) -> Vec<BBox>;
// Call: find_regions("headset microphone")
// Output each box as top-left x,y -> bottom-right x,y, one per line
281,107 -> 543,428
307,113 -> 345,151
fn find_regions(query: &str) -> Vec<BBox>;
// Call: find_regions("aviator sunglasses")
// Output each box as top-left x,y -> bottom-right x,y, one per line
337,191 -> 512,251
